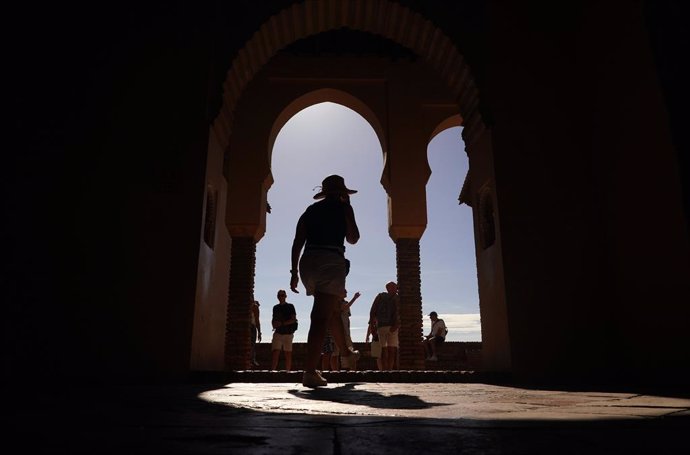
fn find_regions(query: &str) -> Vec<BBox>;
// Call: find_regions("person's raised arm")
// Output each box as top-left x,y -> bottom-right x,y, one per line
346,291 -> 361,308
343,199 -> 360,245
290,214 -> 307,293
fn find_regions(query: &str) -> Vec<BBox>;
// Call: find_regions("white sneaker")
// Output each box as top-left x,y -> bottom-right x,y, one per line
303,371 -> 328,388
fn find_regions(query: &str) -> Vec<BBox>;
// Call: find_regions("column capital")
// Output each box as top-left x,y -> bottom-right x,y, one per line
228,224 -> 265,242
388,225 -> 426,241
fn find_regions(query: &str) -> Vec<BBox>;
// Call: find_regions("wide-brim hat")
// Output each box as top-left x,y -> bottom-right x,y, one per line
313,174 -> 358,200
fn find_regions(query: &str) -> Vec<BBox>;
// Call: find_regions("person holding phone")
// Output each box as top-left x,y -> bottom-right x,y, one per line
290,175 -> 361,387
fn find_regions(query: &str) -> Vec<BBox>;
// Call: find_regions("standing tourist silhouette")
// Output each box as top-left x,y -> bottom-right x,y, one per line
369,281 -> 400,370
270,290 -> 297,371
250,300 -> 262,367
290,175 -> 361,387
339,289 -> 361,370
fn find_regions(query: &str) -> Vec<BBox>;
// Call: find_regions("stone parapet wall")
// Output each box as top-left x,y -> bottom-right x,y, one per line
251,341 -> 482,371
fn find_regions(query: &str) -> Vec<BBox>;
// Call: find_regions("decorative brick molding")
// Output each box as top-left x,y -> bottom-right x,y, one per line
225,237 -> 257,370
214,0 -> 485,149
395,238 -> 425,370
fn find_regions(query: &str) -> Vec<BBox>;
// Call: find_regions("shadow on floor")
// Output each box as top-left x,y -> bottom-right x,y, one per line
6,381 -> 690,454
287,382 -> 451,410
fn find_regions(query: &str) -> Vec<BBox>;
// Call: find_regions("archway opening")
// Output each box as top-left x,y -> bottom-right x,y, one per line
421,126 -> 481,342
206,2 -> 499,372
255,101 -> 394,344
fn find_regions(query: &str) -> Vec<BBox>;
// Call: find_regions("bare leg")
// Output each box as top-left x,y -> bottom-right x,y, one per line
271,350 -> 280,370
285,351 -> 293,371
380,347 -> 388,371
430,339 -> 437,357
250,326 -> 257,363
327,303 -> 350,357
305,292 -> 340,373
386,347 -> 397,370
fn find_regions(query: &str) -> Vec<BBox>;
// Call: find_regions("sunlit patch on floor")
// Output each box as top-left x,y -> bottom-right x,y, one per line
197,382 -> 690,421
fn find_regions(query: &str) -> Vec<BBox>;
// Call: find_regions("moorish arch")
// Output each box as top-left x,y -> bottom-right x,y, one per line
429,114 -> 462,143
268,88 -> 387,163
212,0 -> 484,149
191,0 -> 510,373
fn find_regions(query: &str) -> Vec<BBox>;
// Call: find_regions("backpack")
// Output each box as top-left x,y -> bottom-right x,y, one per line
373,293 -> 397,327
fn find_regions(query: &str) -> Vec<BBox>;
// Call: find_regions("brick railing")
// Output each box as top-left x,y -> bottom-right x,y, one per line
250,341 -> 482,371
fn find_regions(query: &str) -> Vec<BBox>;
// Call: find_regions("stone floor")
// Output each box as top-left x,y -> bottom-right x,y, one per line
5,371 -> 690,454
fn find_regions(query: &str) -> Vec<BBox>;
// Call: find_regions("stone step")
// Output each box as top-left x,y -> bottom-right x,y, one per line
190,369 -> 507,384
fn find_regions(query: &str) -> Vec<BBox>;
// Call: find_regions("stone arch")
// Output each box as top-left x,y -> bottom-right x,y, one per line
429,114 -> 463,143
212,0 -> 484,152
422,118 -> 480,346
202,0 -> 506,373
268,88 -> 387,164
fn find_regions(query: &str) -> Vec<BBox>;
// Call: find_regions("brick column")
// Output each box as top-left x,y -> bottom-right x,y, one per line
225,236 -> 256,370
395,238 -> 425,370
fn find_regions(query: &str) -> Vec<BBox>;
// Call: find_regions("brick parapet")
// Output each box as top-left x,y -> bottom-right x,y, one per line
250,342 -> 482,372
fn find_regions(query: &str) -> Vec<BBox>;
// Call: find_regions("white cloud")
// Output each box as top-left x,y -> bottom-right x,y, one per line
345,313 -> 482,343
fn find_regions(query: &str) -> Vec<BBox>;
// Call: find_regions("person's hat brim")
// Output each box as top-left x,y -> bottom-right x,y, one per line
313,188 -> 357,200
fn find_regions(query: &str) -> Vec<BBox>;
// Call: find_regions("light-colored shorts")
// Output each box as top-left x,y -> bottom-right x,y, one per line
299,249 -> 347,297
377,326 -> 399,348
272,332 -> 294,351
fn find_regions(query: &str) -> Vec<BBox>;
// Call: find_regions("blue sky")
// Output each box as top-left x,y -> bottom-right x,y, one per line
254,102 -> 480,343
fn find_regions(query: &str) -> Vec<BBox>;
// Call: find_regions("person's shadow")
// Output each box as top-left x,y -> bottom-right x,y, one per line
288,383 -> 450,410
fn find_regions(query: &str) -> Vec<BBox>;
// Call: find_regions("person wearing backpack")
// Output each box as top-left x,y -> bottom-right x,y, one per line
423,311 -> 447,361
271,289 -> 298,371
369,281 -> 400,370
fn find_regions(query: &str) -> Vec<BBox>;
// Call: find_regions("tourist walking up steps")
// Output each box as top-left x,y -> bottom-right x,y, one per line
290,175 -> 361,387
